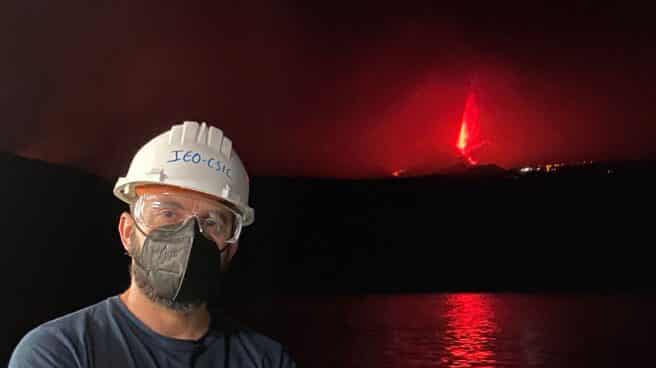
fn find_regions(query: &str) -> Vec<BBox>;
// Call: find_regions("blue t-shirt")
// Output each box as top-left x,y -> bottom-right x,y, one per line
9,296 -> 296,367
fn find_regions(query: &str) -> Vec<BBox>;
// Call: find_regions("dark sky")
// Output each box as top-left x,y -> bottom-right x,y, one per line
2,2 -> 655,178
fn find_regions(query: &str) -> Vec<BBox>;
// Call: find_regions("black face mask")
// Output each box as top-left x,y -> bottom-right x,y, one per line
131,218 -> 224,306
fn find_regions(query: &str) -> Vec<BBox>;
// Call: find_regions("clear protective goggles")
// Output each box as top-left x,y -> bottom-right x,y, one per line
131,192 -> 243,244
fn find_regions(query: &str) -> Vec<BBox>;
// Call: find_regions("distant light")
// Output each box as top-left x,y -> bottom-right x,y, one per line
519,167 -> 533,173
392,169 -> 406,177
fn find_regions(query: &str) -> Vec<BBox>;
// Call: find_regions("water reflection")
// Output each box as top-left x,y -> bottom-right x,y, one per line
442,294 -> 498,367
247,293 -> 656,367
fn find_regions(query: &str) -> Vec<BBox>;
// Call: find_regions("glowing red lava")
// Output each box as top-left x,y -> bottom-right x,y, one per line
456,91 -> 485,165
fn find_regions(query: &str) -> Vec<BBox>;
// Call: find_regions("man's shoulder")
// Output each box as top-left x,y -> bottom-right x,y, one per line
8,297 -> 114,368
32,297 -> 113,335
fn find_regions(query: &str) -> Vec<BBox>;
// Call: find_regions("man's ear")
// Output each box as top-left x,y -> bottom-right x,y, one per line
118,212 -> 135,253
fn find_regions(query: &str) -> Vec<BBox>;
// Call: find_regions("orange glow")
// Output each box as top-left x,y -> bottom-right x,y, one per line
456,91 -> 484,165
457,120 -> 468,151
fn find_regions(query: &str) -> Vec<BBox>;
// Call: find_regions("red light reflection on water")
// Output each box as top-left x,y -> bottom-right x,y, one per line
442,294 -> 498,367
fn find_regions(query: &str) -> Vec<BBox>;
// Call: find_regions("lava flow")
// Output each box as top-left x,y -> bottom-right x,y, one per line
456,91 -> 485,165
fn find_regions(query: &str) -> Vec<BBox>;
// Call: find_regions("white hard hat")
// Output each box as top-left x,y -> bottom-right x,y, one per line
113,120 -> 254,226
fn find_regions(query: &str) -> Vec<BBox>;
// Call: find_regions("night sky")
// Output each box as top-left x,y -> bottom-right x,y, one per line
2,2 -> 655,178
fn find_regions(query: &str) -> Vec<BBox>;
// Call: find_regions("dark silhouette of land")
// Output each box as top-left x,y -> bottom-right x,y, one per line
2,152 -> 655,360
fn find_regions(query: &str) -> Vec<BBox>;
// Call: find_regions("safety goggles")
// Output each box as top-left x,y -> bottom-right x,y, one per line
132,192 -> 243,243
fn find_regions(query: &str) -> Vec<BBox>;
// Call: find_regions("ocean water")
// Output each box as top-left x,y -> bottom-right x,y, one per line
244,293 -> 656,367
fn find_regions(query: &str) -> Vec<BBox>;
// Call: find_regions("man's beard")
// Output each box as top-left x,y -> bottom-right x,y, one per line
128,232 -> 204,313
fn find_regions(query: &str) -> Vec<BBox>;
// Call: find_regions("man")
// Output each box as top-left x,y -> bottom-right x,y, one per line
9,121 -> 296,367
